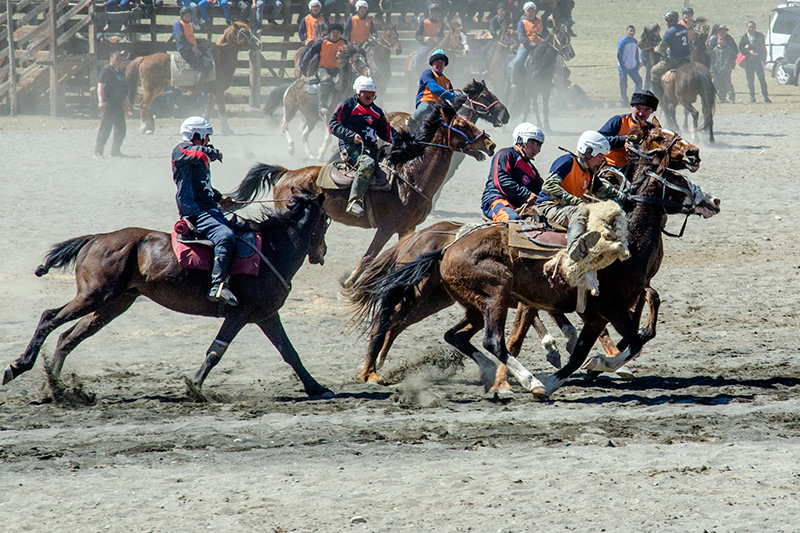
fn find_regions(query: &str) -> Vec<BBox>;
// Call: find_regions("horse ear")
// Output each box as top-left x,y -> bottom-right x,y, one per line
652,116 -> 661,127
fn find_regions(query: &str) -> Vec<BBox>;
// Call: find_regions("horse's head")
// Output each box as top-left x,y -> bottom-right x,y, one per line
444,18 -> 467,56
287,188 -> 329,265
307,193 -> 330,265
225,22 -> 261,51
630,167 -> 721,219
435,103 -> 495,161
640,127 -> 701,172
460,79 -> 509,127
379,23 -> 402,55
639,24 -> 661,49
339,46 -> 371,77
551,24 -> 575,61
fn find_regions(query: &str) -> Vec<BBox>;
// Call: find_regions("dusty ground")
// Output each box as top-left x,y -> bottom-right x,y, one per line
3,1 -> 800,525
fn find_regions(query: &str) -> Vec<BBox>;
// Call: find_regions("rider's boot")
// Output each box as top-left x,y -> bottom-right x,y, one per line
566,220 -> 600,262
318,84 -> 331,117
346,174 -> 371,217
207,255 -> 239,306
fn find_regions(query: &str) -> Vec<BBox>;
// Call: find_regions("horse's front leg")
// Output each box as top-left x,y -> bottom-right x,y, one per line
317,130 -> 334,161
639,286 -> 660,342
581,306 -> 644,374
257,313 -> 334,398
191,315 -> 247,393
300,117 -> 317,160
342,225 -> 395,288
208,90 -> 233,135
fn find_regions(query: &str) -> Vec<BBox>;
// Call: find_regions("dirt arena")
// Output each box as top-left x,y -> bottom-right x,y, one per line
3,5 -> 800,532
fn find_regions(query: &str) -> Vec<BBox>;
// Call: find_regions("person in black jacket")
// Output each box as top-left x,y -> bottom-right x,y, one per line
739,21 -> 771,103
95,51 -> 132,158
328,75 -> 396,216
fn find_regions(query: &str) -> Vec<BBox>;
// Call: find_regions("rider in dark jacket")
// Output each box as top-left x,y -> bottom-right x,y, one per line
172,116 -> 238,307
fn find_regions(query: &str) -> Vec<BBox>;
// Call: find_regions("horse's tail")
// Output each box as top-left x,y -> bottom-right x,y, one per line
35,235 -> 96,277
264,83 -> 292,116
349,249 -> 444,336
230,163 -> 288,205
694,67 -> 716,135
124,56 -> 144,105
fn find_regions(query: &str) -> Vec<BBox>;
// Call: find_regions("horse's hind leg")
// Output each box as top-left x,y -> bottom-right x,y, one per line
192,316 -> 247,391
443,308 -> 499,392
282,99 -> 299,156
49,294 -> 138,379
300,118 -> 317,160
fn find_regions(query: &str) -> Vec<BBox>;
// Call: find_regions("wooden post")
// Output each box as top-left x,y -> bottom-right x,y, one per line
88,0 -> 97,104
48,0 -> 58,116
5,0 -> 17,115
249,48 -> 261,108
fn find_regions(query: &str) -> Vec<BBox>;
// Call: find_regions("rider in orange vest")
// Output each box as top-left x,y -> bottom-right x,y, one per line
677,6 -> 695,42
298,0 -> 328,45
415,3 -> 445,72
173,7 -> 212,88
510,1 -> 546,88
344,0 -> 376,46
301,23 -> 348,116
598,90 -> 659,169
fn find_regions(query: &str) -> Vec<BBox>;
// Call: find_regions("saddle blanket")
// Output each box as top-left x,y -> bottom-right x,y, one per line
171,223 -> 261,277
316,162 -> 393,191
170,52 -> 217,88
507,220 -> 566,260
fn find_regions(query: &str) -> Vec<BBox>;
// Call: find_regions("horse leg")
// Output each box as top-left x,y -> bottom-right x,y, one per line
257,313 -> 334,398
639,286 -> 660,342
300,117 -> 317,160
209,89 -> 233,135
282,98 -> 298,156
50,294 -> 138,379
317,130 -> 334,161
140,91 -> 156,134
549,312 -> 578,354
343,225 -> 395,288
192,315 -> 247,390
581,306 -> 645,374
443,308 -> 499,392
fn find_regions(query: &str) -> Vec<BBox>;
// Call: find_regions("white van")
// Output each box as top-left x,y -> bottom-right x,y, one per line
766,2 -> 800,83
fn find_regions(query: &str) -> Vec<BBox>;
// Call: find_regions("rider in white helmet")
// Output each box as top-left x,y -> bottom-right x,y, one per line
535,130 -> 623,261
344,0 -> 375,46
298,0 -> 328,46
172,116 -> 239,306
509,1 -> 546,88
481,122 -> 545,221
328,75 -> 397,216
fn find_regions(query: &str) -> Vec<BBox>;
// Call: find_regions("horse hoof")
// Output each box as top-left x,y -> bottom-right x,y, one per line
2,365 -> 15,385
312,389 -> 336,399
614,365 -> 635,380
489,386 -> 514,399
143,130 -> 154,135
530,385 -> 549,398
584,370 -> 602,382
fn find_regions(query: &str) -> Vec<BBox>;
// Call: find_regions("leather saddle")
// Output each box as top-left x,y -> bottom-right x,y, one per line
507,219 -> 567,260
317,162 -> 394,192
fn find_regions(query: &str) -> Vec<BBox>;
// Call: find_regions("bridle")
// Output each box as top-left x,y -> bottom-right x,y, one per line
460,87 -> 502,122
233,25 -> 260,48
416,115 -> 488,154
371,29 -> 401,53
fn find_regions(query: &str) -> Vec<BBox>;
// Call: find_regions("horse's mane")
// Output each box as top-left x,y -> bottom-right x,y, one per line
387,103 -> 454,167
529,29 -> 561,72
339,45 -> 366,63
250,191 -> 320,233
462,79 -> 486,99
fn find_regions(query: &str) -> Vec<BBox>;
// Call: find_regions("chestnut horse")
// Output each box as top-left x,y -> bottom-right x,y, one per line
231,103 -> 496,288
661,62 -> 716,143
2,190 -> 334,399
125,22 -> 260,135
366,20 -> 403,99
350,131 -> 719,398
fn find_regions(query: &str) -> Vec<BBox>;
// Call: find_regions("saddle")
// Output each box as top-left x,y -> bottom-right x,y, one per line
661,57 -> 691,84
170,52 -> 217,88
317,161 -> 395,228
171,220 -> 261,277
506,220 -> 566,260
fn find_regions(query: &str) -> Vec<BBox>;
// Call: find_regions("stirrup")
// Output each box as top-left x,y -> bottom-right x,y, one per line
207,283 -> 239,306
346,199 -> 365,217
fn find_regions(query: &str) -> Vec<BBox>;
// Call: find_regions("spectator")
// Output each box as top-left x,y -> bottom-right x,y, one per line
708,25 -> 737,103
197,0 -> 232,26
238,0 -> 283,33
617,25 -> 642,106
739,20 -> 771,103
95,51 -> 132,159
488,2 -> 513,39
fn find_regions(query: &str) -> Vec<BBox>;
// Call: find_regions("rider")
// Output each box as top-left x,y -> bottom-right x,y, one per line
677,6 -> 695,41
328,76 -> 396,217
301,22 -> 348,117
173,6 -> 212,88
650,11 -> 691,101
509,2 -> 546,89
298,0 -> 328,46
488,2 -> 513,39
343,0 -> 376,47
408,48 -> 458,132
535,131 -> 623,261
481,122 -> 545,222
171,116 -> 239,307
598,89 -> 659,169
415,3 -> 444,73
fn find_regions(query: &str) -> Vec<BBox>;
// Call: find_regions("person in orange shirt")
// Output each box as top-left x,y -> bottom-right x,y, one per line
598,90 -> 658,170
298,0 -> 328,45
344,0 -> 376,47
414,4 -> 444,72
301,23 -> 348,115
510,1 -> 546,88
677,6 -> 694,42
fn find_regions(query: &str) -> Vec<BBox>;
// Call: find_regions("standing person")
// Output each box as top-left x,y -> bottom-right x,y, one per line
509,2 -> 545,89
171,117 -> 239,306
95,51 -> 132,159
343,0 -> 376,46
708,25 -> 737,103
650,11 -> 690,101
617,24 -> 642,106
414,4 -> 444,73
328,76 -> 396,216
481,122 -> 545,222
173,6 -> 212,87
739,21 -> 771,103
408,48 -> 457,131
598,90 -> 658,169
300,23 -> 348,116
535,131 -> 622,261
298,0 -> 328,45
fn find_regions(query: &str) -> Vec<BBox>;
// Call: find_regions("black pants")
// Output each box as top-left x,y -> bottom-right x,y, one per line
95,104 -> 126,155
744,59 -> 769,100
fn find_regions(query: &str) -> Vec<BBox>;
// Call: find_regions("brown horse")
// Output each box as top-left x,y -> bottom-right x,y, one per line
2,190 -> 334,399
349,130 -> 719,398
281,46 -> 370,160
639,24 -> 661,92
661,62 -> 716,143
366,20 -> 403,99
232,103 -> 496,288
486,28 -> 518,102
404,16 -> 466,96
125,22 -> 261,135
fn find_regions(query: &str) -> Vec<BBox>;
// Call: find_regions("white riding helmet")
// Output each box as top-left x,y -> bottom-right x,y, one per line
355,0 -> 368,10
523,1 -> 537,12
353,75 -> 378,93
308,0 -> 321,8
180,116 -> 213,141
576,130 -> 611,156
513,122 -> 545,145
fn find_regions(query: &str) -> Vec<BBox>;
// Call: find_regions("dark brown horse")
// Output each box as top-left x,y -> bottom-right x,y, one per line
350,132 -> 719,398
639,24 -> 661,92
125,22 -> 261,135
2,190 -> 334,399
232,103 -> 496,288
661,62 -> 717,143
281,46 -> 370,160
366,20 -> 403,99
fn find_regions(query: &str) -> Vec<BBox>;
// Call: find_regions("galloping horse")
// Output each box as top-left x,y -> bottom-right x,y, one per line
348,128 -> 718,397
486,28 -> 518,101
365,21 -> 402,99
2,190 -> 333,399
661,62 -> 717,143
232,103 -> 496,288
281,46 -> 370,160
404,16 -> 466,96
125,22 -> 261,135
512,23 -> 574,132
